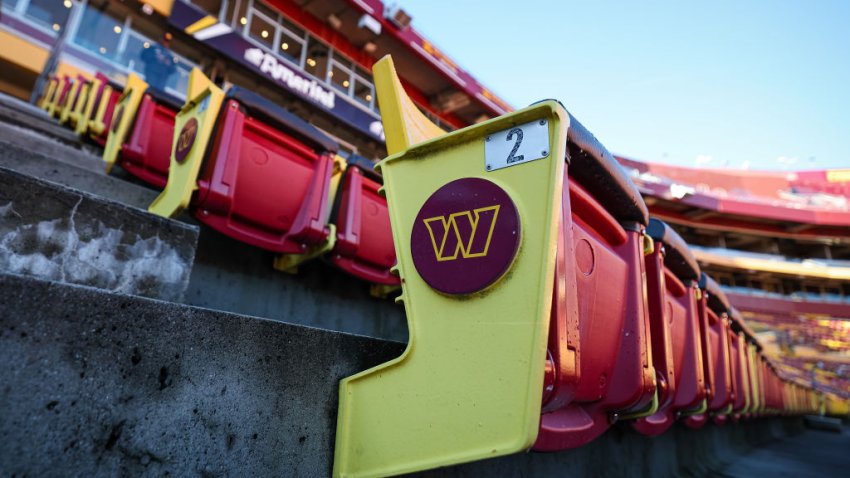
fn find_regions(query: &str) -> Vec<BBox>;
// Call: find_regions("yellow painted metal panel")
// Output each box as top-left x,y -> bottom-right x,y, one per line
102,74 -> 149,173
0,29 -> 48,73
38,78 -> 58,110
67,79 -> 91,132
372,57 -> 447,155
333,56 -> 567,477
826,169 -> 850,183
184,15 -> 218,34
148,68 -> 224,217
75,77 -> 102,135
89,83 -> 114,137
59,78 -> 82,124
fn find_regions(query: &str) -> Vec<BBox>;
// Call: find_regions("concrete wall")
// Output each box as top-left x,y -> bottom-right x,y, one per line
0,273 -> 804,477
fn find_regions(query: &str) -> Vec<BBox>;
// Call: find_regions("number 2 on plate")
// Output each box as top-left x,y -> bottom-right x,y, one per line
506,127 -> 524,164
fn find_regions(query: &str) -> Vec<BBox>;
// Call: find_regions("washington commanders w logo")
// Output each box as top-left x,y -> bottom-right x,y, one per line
423,205 -> 500,262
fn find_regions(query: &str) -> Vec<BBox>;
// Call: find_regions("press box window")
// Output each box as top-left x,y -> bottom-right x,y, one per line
304,37 -> 329,79
329,60 -> 352,94
248,10 -> 276,49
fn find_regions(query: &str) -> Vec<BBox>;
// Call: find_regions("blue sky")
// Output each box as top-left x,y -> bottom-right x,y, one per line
398,0 -> 850,171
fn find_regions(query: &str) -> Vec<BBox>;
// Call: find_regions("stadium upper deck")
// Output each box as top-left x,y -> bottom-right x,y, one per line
618,156 -> 850,398
0,0 -> 510,159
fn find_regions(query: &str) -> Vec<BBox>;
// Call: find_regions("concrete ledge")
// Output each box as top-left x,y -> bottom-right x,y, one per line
0,137 -> 158,210
0,120 -> 105,172
0,101 -> 82,146
0,272 -> 405,477
0,273 -> 805,477
185,230 -> 408,342
0,167 -> 197,301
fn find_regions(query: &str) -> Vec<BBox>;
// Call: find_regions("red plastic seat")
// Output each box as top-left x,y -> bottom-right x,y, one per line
536,116 -> 655,451
118,88 -> 182,188
194,87 -> 338,253
633,219 -> 704,436
329,156 -> 399,285
685,274 -> 735,428
728,309 -> 751,418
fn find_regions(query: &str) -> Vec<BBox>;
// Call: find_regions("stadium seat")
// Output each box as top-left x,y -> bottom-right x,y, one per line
149,72 -> 339,256
729,308 -> 752,417
102,73 -> 150,174
327,154 -> 400,291
633,219 -> 704,436
46,75 -> 72,118
37,75 -> 59,110
534,116 -> 655,451
59,74 -> 88,125
88,73 -> 122,146
685,273 -> 735,428
116,88 -> 182,188
333,56 -> 567,476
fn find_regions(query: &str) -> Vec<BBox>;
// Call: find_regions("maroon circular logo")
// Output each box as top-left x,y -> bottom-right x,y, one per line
174,117 -> 198,164
411,177 -> 520,295
111,105 -> 124,134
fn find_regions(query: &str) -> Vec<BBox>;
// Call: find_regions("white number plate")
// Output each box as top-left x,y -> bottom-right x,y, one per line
484,119 -> 550,172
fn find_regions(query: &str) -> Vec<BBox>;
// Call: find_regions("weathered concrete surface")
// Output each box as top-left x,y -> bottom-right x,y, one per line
0,167 -> 197,301
0,272 -> 405,477
0,91 -> 53,119
0,137 -> 158,209
186,230 -> 408,342
0,272 -> 808,477
716,422 -> 848,477
0,101 -> 83,146
0,120 -> 105,172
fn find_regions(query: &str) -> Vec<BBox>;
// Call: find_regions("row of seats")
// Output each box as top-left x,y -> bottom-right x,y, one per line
39,69 -> 400,296
534,116 -> 819,450
38,60 -> 825,476
331,56 -> 827,477
39,72 -> 121,145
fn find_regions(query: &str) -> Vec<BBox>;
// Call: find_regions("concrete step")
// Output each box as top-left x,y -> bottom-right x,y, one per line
0,100 -> 84,147
0,115 -> 407,341
0,272 -> 806,477
0,136 -> 158,210
0,120 -> 104,172
0,91 -> 54,119
0,167 -> 197,301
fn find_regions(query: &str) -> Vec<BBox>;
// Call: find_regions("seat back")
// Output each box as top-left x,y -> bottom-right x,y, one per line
333,56 -> 567,477
633,219 -> 703,436
149,68 -> 225,218
535,117 -> 654,451
88,73 -> 121,145
329,156 -> 399,285
102,74 -> 149,173
186,87 -> 337,252
59,75 -> 87,125
47,75 -> 73,118
119,89 -> 181,188
38,76 -> 58,110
